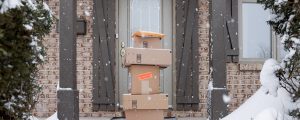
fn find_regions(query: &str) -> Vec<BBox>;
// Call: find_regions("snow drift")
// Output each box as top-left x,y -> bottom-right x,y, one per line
222,59 -> 298,120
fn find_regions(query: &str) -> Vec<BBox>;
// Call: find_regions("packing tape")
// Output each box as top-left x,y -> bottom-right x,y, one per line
141,80 -> 150,94
136,54 -> 141,63
132,100 -> 137,109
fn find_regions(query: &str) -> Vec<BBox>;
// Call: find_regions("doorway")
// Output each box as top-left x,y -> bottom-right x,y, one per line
116,0 -> 174,107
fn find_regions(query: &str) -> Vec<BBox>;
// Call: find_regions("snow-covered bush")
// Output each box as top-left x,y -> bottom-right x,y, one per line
0,0 -> 52,119
259,0 -> 300,118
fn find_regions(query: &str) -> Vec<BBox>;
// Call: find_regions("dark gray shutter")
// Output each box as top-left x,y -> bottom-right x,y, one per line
225,0 -> 239,63
176,0 -> 200,111
92,0 -> 116,111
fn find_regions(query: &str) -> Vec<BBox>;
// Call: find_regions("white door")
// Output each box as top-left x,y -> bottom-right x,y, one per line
116,0 -> 174,107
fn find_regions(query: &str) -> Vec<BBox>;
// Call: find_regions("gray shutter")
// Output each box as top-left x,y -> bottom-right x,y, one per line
176,0 -> 200,111
92,0 -> 116,111
225,0 -> 239,63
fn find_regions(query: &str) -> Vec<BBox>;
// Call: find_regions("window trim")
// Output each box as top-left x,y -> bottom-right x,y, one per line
239,0 -> 278,63
273,31 -> 288,61
243,0 -> 258,3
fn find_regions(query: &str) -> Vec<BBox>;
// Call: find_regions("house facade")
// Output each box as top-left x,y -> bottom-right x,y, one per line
33,0 -> 278,118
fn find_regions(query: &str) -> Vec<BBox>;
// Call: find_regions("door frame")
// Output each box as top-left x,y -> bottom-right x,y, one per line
115,0 -> 176,108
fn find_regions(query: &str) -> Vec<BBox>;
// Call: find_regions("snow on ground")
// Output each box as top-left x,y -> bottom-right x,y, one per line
222,59 -> 297,120
254,108 -> 284,120
222,88 -> 294,120
260,59 -> 280,97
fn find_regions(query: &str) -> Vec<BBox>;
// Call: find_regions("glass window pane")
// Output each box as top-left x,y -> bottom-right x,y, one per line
130,0 -> 161,35
278,38 -> 289,60
242,3 -> 271,59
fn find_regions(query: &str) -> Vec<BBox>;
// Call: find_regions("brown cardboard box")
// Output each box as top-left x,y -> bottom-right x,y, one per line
132,31 -> 165,38
122,94 -> 168,110
125,110 -> 164,120
132,31 -> 165,49
124,48 -> 172,68
133,36 -> 162,48
129,65 -> 160,94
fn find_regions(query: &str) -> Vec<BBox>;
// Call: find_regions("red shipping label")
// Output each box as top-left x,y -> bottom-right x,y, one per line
137,72 -> 153,80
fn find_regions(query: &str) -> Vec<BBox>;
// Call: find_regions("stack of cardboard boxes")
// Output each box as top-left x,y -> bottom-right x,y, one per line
122,31 -> 172,120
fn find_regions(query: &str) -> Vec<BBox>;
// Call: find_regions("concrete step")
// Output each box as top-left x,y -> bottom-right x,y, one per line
37,117 -> 207,120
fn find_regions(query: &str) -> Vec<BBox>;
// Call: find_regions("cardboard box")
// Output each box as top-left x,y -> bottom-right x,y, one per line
132,31 -> 165,49
133,36 -> 162,48
124,48 -> 172,68
122,94 -> 168,110
129,65 -> 160,94
132,31 -> 165,38
125,110 -> 164,120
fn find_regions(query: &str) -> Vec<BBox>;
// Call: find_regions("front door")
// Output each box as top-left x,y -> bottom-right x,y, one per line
116,0 -> 174,107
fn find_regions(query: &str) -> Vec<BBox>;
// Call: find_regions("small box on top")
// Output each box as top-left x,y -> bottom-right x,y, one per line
132,31 -> 165,49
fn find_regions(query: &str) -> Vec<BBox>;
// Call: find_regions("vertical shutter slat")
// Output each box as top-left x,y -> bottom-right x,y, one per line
176,0 -> 200,111
191,22 -> 200,110
97,0 -> 112,104
225,0 -> 232,63
98,58 -> 107,103
185,52 -> 193,100
177,0 -> 194,100
92,0 -> 116,111
105,0 -> 116,103
231,0 -> 239,62
92,0 -> 102,106
175,0 -> 187,107
175,0 -> 187,84
225,0 -> 239,63
92,26 -> 101,110
93,0 -> 104,105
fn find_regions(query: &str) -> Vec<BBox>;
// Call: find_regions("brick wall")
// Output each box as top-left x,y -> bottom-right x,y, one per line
33,0 -> 262,118
227,63 -> 262,112
197,0 -> 210,117
33,0 -> 59,116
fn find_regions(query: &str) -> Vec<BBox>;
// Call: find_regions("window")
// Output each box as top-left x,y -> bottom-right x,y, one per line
277,39 -> 288,60
240,0 -> 287,62
130,0 -> 161,33
240,1 -> 272,60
